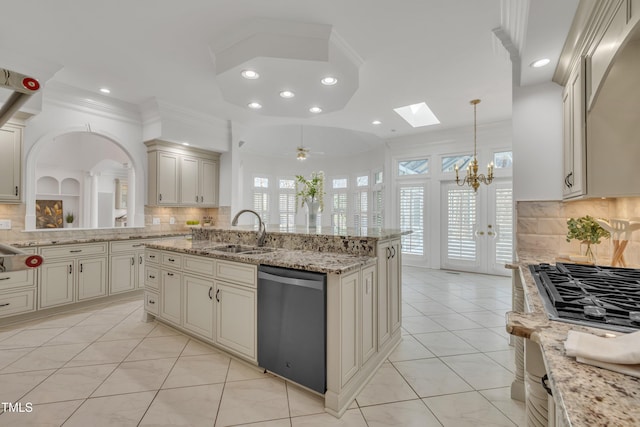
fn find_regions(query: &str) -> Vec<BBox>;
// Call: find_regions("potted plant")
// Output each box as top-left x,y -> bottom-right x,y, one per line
65,212 -> 75,228
566,215 -> 610,263
295,171 -> 325,230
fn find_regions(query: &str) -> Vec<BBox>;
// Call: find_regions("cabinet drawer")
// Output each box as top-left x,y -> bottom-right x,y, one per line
0,269 -> 35,291
110,240 -> 147,253
0,289 -> 35,318
40,243 -> 108,259
145,266 -> 160,290
215,260 -> 257,288
162,253 -> 182,269
145,249 -> 161,264
183,255 -> 215,277
144,291 -> 159,315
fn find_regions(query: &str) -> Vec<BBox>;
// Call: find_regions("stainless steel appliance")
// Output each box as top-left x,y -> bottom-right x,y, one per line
530,262 -> 640,332
257,265 -> 326,393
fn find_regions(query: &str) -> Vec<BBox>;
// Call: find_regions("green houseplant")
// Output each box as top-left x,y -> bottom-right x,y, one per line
566,215 -> 610,263
65,212 -> 74,227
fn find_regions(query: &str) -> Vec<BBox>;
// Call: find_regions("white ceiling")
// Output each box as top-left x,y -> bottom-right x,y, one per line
0,0 -> 578,155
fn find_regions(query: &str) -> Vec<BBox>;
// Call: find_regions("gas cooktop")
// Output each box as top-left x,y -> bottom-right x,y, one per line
530,263 -> 640,332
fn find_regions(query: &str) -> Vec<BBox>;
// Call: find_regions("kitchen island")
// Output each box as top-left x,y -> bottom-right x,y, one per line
506,252 -> 640,426
142,226 -> 408,418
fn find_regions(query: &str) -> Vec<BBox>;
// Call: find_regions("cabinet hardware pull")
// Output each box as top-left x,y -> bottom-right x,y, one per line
391,246 -> 396,258
149,255 -> 156,259
209,286 -> 213,300
149,275 -> 156,279
69,264 -> 72,274
148,299 -> 155,304
215,289 -> 220,302
168,258 -> 175,262
131,257 -> 135,266
159,193 -> 162,201
167,272 -> 174,277
80,263 -> 83,273
0,277 -> 9,281
0,302 -> 9,307
70,250 -> 82,253
15,186 -> 18,196
132,244 -> 144,248
139,255 -> 143,264
386,247 -> 391,259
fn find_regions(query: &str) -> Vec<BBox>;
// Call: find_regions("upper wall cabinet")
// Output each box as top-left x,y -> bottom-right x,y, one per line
556,0 -> 640,199
0,122 -> 23,202
145,140 -> 220,207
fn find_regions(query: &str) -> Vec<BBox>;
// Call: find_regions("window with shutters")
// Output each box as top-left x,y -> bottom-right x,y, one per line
399,186 -> 424,255
278,178 -> 296,231
252,176 -> 270,225
494,151 -> 513,169
494,186 -> 513,264
331,177 -> 348,230
372,189 -> 384,228
446,188 -> 476,261
354,175 -> 369,228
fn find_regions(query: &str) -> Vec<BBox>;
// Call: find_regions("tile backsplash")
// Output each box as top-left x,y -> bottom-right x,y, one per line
517,198 -> 640,266
0,203 -> 226,242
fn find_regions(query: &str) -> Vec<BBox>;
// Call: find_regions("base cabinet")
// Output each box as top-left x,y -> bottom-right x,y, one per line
377,238 -> 401,348
183,274 -> 214,340
0,261 -> 36,318
39,261 -> 75,308
214,280 -> 256,361
361,264 -> 377,365
77,258 -> 108,301
159,270 -> 182,325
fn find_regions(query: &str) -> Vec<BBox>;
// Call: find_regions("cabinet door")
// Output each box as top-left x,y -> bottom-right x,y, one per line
563,59 -> 586,199
136,250 -> 145,289
389,240 -> 402,333
157,152 -> 179,205
160,270 -> 182,325
0,125 -> 22,201
200,158 -> 218,206
361,264 -> 377,365
340,270 -> 360,387
110,254 -> 136,294
377,242 -> 391,347
78,257 -> 108,300
183,274 -> 214,340
180,156 -> 199,205
215,281 -> 256,360
39,261 -> 74,308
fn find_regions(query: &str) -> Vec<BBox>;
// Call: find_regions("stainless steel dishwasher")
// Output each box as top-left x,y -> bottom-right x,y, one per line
257,265 -> 326,393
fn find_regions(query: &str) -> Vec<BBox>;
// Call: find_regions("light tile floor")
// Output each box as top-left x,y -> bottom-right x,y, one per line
0,266 -> 524,426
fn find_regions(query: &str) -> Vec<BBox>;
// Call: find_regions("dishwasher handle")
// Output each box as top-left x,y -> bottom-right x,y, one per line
258,270 -> 324,291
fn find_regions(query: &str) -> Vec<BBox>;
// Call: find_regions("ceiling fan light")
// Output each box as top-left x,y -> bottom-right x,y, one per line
297,151 -> 307,161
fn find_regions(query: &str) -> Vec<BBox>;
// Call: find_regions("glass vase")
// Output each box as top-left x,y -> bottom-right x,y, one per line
581,241 -> 596,264
305,198 -> 320,231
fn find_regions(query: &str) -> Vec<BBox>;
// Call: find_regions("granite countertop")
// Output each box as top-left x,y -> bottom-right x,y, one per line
8,232 -> 189,248
507,251 -> 640,426
205,225 -> 409,240
146,239 -> 375,275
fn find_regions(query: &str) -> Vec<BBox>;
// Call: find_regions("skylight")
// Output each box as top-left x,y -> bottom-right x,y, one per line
393,102 -> 440,128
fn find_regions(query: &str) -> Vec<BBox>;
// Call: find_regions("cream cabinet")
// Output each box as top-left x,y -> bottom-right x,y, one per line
338,269 -> 359,387
39,243 -> 109,308
376,238 -> 401,348
0,123 -> 23,202
562,59 -> 586,199
360,264 -> 377,365
214,280 -> 256,361
160,269 -> 182,325
109,240 -> 146,294
183,273 -> 215,340
0,248 -> 37,318
145,140 -> 220,207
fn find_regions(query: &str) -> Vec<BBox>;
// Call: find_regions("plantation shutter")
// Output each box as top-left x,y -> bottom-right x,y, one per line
447,188 -> 476,261
399,186 -> 424,255
494,187 -> 513,264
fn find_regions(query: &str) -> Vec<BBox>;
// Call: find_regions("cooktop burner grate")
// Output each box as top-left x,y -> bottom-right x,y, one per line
530,263 -> 640,332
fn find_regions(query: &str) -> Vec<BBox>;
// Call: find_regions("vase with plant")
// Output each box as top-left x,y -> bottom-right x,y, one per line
65,212 -> 75,228
295,171 -> 325,230
566,215 -> 610,263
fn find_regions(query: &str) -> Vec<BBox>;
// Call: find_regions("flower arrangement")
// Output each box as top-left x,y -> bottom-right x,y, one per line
295,171 -> 325,212
566,215 -> 610,261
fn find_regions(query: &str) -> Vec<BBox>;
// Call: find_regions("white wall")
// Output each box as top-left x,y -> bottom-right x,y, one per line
512,82 -> 563,201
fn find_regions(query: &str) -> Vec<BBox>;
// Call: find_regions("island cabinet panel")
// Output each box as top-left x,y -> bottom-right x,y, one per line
339,270 -> 360,387
183,274 -> 214,340
77,257 -> 107,300
361,264 -> 377,365
160,270 -> 182,326
377,238 -> 402,349
388,240 -> 402,333
214,280 -> 256,361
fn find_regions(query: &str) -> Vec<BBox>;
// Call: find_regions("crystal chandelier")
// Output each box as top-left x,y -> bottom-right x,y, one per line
455,99 -> 494,192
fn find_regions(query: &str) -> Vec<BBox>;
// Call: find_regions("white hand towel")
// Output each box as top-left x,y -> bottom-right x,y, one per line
565,330 -> 640,364
564,330 -> 640,377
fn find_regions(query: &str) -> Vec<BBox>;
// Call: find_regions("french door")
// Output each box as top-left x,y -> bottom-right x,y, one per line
440,179 -> 513,276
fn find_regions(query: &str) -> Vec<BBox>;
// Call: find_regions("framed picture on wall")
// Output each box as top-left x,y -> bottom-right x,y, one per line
36,200 -> 63,228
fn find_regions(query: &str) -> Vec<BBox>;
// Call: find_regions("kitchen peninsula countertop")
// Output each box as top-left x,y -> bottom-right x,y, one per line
8,232 -> 188,248
507,251 -> 640,426
146,238 -> 375,275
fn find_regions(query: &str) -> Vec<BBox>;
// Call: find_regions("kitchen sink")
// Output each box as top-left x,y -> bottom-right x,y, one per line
206,244 -> 276,255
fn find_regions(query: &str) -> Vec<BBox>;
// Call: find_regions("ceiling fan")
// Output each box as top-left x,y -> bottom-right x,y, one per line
287,126 -> 324,161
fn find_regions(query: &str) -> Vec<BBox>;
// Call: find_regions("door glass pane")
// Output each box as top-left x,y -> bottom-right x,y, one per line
446,188 -> 476,261
442,155 -> 472,173
399,186 -> 424,255
398,159 -> 428,175
494,151 -> 513,169
494,187 -> 513,264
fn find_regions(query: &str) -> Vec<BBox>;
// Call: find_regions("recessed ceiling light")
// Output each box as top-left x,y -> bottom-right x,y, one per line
99,88 -> 110,94
182,142 -> 190,146
241,70 -> 260,79
530,58 -> 551,68
372,120 -> 382,125
321,76 -> 338,86
279,90 -> 295,98
248,102 -> 262,109
393,102 -> 440,128
309,106 -> 322,113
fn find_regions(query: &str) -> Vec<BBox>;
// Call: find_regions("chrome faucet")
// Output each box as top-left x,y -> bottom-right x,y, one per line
231,209 -> 267,247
